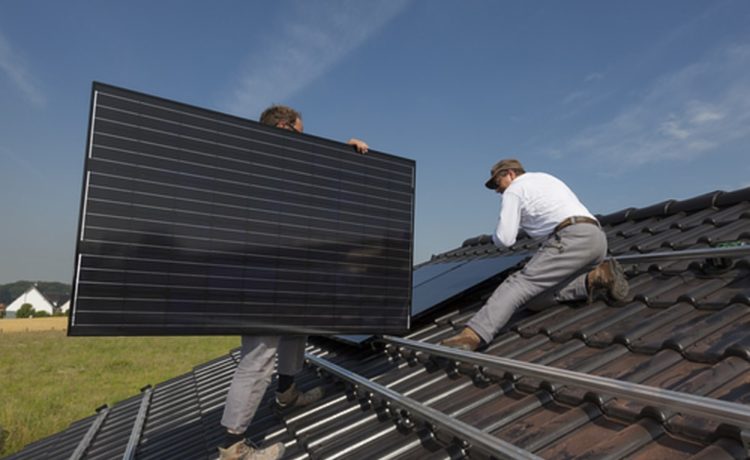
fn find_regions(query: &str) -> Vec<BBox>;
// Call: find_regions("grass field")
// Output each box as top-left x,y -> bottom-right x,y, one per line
0,320 -> 239,456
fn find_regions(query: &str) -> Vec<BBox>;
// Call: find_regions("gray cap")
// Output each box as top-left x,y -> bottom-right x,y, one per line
485,158 -> 523,189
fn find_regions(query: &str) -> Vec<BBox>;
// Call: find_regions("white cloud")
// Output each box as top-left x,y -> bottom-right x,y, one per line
563,73 -> 604,104
224,0 -> 410,118
584,72 -> 604,82
659,119 -> 690,140
689,107 -> 724,124
554,43 -> 750,168
559,72 -> 608,118
562,90 -> 587,105
0,31 -> 45,107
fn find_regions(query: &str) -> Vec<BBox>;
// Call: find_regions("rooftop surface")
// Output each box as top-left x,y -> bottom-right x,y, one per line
6,186 -> 750,459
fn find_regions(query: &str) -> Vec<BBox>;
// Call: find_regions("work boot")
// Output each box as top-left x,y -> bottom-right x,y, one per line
218,440 -> 285,460
440,327 -> 482,351
587,259 -> 629,302
275,383 -> 324,411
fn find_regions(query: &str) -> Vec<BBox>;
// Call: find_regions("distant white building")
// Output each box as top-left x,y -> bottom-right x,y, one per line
5,286 -> 55,318
59,300 -> 70,314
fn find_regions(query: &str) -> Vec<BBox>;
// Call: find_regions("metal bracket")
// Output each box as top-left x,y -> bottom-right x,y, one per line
741,428 -> 750,456
472,365 -> 491,385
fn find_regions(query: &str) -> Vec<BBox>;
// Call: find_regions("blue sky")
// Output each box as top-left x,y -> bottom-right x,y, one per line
1,1 -> 750,284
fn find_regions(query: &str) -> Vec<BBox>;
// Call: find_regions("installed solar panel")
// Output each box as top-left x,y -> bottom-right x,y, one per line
411,253 -> 529,319
412,260 -> 466,287
335,253 -> 530,344
69,82 -> 414,336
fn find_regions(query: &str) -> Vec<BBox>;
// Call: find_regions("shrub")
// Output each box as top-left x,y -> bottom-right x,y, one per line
32,310 -> 50,318
16,304 -> 34,318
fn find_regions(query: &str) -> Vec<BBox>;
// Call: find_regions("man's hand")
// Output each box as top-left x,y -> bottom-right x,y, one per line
347,138 -> 368,154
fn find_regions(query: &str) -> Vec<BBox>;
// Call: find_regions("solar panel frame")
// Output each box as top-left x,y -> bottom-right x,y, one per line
69,82 -> 414,336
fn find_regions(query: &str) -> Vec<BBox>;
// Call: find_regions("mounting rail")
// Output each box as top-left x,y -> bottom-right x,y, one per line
305,353 -> 542,460
383,336 -> 750,432
613,245 -> 750,264
123,385 -> 153,460
69,405 -> 109,460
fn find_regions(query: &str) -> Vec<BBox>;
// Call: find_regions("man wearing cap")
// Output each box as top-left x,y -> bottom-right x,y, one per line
441,158 -> 629,351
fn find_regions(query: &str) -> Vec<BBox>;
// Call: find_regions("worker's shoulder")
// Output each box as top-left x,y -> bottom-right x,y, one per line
510,172 -> 571,197
527,171 -> 559,180
513,171 -> 561,187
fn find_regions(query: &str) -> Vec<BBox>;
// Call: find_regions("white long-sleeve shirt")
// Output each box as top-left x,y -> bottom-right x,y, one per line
492,172 -> 594,247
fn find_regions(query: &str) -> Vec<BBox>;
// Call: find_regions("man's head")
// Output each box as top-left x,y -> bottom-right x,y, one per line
259,105 -> 304,133
485,158 -> 525,193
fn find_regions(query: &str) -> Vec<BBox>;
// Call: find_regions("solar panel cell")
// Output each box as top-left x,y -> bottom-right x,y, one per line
69,83 -> 414,336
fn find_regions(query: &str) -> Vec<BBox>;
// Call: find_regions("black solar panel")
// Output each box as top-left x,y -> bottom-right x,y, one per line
335,253 -> 530,345
411,254 -> 529,319
69,82 -> 414,336
412,260 -> 465,287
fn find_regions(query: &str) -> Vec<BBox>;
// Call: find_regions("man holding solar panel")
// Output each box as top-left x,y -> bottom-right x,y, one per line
218,105 -> 368,460
441,158 -> 629,352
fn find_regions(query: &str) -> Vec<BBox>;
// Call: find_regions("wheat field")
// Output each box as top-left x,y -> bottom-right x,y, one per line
0,317 -> 69,333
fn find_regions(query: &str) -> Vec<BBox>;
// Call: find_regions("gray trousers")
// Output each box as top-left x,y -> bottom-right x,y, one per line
467,223 -> 607,343
221,335 -> 307,432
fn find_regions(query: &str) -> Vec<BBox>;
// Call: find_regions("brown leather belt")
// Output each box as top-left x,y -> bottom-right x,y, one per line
554,216 -> 600,233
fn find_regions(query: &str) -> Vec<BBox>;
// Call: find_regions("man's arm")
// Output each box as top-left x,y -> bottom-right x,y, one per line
492,192 -> 521,247
347,138 -> 368,154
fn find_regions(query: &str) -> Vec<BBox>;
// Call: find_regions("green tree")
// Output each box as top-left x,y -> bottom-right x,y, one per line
16,303 -> 34,318
33,310 -> 50,318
